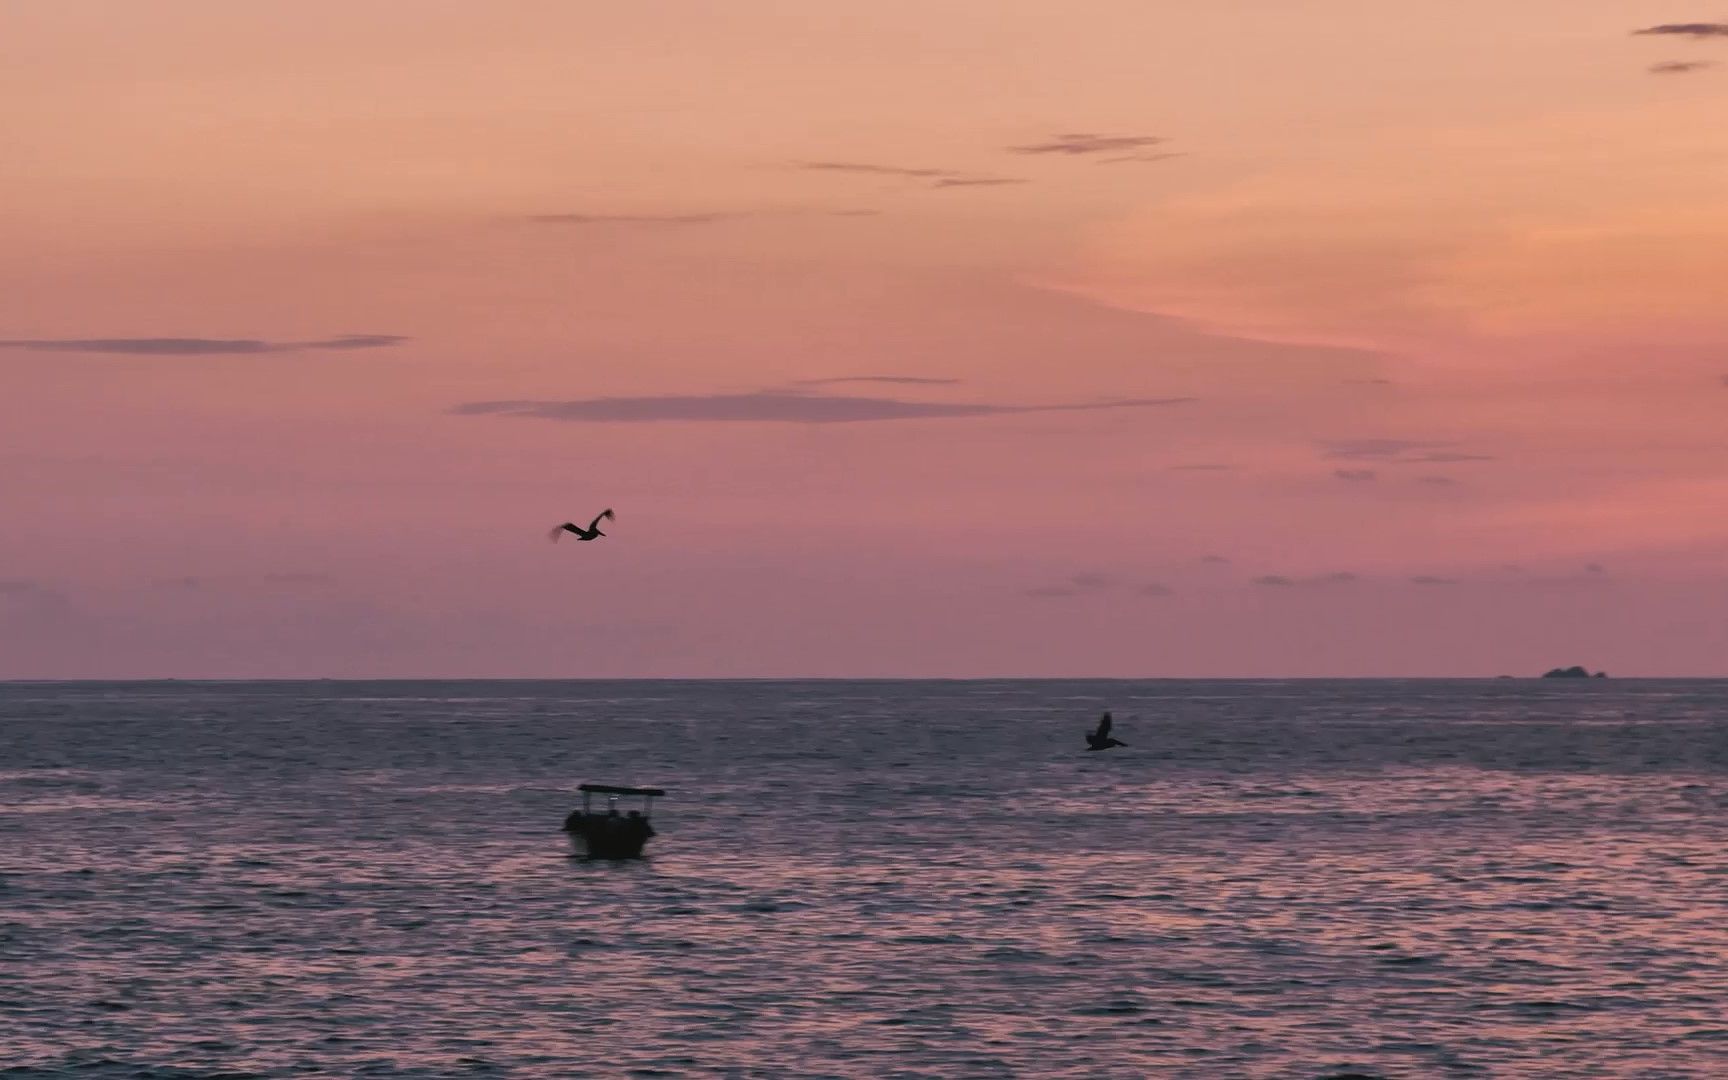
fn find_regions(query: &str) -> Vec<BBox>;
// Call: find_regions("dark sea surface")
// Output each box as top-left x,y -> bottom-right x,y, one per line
3,679 -> 1727,1079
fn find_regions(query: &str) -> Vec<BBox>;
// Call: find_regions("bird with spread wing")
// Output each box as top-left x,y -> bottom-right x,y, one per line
1085,711 -> 1126,751
549,509 -> 615,543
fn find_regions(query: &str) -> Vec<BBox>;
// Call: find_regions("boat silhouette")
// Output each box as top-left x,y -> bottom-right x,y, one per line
561,783 -> 665,859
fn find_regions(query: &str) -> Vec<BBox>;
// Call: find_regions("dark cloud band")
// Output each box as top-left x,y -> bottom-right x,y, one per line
1634,23 -> 1728,38
1008,133 -> 1166,156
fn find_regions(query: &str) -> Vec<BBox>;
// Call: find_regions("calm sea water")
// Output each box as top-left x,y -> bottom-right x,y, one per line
3,680 -> 1727,1079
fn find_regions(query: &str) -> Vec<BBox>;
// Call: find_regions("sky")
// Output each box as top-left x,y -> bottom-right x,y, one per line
6,1 -> 1728,677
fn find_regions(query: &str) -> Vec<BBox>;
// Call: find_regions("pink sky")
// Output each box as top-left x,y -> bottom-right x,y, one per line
5,1 -> 1728,677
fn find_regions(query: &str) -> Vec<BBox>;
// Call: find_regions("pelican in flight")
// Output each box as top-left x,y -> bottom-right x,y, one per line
550,509 -> 615,543
1085,711 -> 1126,751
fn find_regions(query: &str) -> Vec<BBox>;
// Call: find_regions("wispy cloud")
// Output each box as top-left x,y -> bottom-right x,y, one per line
1633,23 -> 1728,38
798,160 -> 1022,188
452,391 -> 1194,424
793,376 -> 963,387
798,161 -> 958,179
1322,438 -> 1444,460
1200,554 -> 1232,565
1409,575 -> 1459,586
0,335 -> 405,356
1170,463 -> 1238,472
1415,475 -> 1457,486
528,208 -> 878,226
1333,468 -> 1378,482
527,212 -> 741,226
798,161 -> 1026,190
1321,439 -> 1494,464
1649,59 -> 1716,74
1098,152 -> 1185,166
1252,572 -> 1358,588
1008,133 -> 1167,156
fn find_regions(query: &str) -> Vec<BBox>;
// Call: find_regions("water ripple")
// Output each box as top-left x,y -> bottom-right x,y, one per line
3,679 -> 1727,1077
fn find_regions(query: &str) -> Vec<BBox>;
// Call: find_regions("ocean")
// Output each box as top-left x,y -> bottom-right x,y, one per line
3,679 -> 1726,1079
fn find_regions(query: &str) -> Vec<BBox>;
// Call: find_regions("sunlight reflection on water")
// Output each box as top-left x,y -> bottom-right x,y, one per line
3,679 -> 1727,1078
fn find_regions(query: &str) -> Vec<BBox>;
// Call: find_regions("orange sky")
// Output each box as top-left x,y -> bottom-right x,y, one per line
5,1 -> 1728,676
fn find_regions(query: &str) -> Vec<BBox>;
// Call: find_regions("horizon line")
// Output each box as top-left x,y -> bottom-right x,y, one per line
0,674 -> 1691,683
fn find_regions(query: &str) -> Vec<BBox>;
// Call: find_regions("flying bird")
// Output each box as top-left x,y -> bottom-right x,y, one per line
550,509 -> 615,543
1085,711 -> 1126,751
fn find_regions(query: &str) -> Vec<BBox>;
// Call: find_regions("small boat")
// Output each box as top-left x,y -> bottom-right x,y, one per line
561,783 -> 666,859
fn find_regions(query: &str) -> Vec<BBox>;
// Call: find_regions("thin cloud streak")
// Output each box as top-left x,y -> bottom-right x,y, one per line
1008,133 -> 1166,156
1322,438 -> 1448,461
1648,59 -> 1716,74
452,391 -> 1195,424
529,209 -> 879,225
1633,23 -> 1728,38
793,376 -> 963,387
0,335 -> 405,355
527,212 -> 740,225
1098,152 -> 1185,166
796,160 -> 1023,189
1321,439 -> 1494,464
1410,452 -> 1496,463
1252,572 -> 1358,588
798,161 -> 958,179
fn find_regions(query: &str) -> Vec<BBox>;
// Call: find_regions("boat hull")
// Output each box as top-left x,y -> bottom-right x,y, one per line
567,834 -> 648,859
564,822 -> 652,860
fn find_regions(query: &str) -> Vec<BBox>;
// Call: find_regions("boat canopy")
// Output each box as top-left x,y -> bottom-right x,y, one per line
578,783 -> 666,797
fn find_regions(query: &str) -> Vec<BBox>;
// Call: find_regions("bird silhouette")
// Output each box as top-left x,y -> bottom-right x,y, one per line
550,509 -> 615,542
1085,711 -> 1126,751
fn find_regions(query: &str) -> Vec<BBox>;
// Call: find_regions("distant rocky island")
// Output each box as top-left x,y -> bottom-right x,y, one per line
1541,666 -> 1608,679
